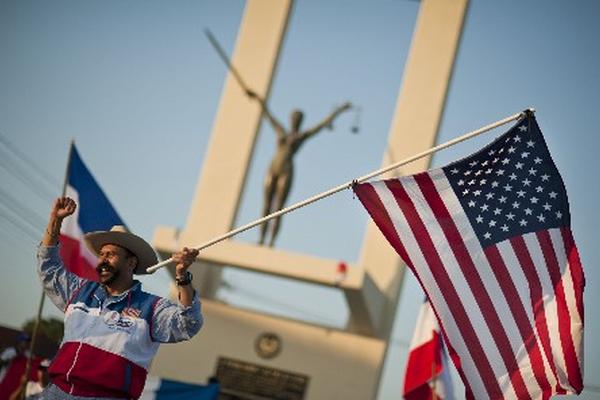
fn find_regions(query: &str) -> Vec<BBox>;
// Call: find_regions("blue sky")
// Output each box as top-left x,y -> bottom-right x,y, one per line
1,1 -> 599,398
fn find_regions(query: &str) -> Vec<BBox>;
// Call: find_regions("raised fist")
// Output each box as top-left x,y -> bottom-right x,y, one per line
52,197 -> 77,219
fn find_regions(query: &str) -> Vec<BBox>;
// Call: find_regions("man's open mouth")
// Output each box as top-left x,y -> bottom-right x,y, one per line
96,264 -> 114,276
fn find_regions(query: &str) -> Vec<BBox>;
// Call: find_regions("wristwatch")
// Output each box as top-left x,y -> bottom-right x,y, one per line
175,271 -> 193,286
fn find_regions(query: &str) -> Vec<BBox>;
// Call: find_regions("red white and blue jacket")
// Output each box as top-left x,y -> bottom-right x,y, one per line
37,245 -> 203,399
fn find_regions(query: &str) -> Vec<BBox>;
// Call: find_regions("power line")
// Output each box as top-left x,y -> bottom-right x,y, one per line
0,152 -> 57,202
220,281 -> 344,327
0,131 -> 62,203
0,186 -> 46,231
0,217 -> 37,254
0,207 -> 39,243
220,281 -> 415,350
0,130 -> 61,190
0,131 -> 59,247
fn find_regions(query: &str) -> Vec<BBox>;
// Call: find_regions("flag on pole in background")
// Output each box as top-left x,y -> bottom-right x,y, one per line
404,298 -> 454,400
60,143 -> 125,281
140,376 -> 219,400
354,113 -> 584,399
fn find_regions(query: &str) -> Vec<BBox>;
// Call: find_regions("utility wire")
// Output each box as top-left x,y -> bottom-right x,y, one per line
0,130 -> 58,247
0,152 -> 57,202
0,186 -> 46,232
0,226 -> 33,252
0,207 -> 39,243
0,130 -> 61,191
220,281 -> 344,327
222,281 -> 415,351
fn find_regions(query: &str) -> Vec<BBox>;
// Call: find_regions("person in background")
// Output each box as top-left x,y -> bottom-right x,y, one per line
7,358 -> 50,400
0,333 -> 41,400
25,358 -> 50,398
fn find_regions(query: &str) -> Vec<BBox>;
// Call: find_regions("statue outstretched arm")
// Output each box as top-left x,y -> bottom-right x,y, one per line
246,89 -> 286,139
302,102 -> 352,140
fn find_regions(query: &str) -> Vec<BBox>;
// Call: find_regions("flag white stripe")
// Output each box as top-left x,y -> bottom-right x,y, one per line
406,173 -> 520,398
523,233 -> 570,388
429,170 -> 539,398
401,177 -> 515,396
549,229 -> 584,372
372,181 -> 489,397
62,185 -> 98,266
496,241 -> 558,390
491,238 -> 550,397
61,185 -> 82,238
438,341 -> 455,400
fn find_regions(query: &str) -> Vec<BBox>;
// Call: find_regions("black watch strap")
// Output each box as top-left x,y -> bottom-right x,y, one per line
175,271 -> 193,286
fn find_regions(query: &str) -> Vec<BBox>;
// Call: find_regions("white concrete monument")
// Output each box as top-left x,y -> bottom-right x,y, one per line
151,0 -> 469,398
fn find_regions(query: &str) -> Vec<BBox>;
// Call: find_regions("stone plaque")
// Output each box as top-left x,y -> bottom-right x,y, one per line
216,357 -> 309,400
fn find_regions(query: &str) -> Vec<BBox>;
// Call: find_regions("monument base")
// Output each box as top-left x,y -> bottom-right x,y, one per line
151,299 -> 385,400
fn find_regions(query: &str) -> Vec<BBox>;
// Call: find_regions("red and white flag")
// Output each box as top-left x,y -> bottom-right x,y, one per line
404,298 -> 454,400
354,114 -> 584,399
60,143 -> 126,281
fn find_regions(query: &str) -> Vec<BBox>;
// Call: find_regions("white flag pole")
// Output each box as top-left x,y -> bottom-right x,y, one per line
147,108 -> 534,273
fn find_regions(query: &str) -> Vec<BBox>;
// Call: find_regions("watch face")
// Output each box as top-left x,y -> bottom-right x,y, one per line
255,332 -> 282,359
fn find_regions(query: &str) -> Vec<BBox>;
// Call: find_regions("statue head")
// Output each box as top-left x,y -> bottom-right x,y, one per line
290,109 -> 304,131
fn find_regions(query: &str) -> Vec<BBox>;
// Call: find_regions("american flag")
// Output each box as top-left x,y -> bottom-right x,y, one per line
354,114 -> 584,399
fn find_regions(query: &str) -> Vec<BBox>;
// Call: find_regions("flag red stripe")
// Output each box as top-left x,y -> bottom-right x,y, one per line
426,301 -> 473,400
356,183 -> 470,396
536,231 -> 582,390
386,179 -> 502,399
353,183 -> 413,267
510,236 -> 561,390
435,326 -> 473,400
414,174 -> 530,398
447,344 -> 473,400
561,227 -> 585,388
561,228 -> 584,322
59,234 -> 98,281
484,245 -> 552,392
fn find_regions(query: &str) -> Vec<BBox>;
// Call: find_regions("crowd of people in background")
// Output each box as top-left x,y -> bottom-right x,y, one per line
0,332 -> 50,400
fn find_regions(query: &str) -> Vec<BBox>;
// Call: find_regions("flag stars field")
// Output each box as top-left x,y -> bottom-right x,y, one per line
437,120 -> 568,244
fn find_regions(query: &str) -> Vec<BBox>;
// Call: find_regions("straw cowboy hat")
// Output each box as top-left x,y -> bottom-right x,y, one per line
84,225 -> 158,275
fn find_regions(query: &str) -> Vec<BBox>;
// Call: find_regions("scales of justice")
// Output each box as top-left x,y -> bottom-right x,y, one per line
150,1 -> 469,398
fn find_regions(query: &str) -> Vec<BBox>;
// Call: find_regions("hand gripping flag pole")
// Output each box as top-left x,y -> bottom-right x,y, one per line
146,108 -> 534,273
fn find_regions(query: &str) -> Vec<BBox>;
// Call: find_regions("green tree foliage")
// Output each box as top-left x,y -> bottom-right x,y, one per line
22,317 -> 63,343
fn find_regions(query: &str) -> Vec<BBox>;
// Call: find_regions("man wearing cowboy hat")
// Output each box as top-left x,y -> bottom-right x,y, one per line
37,197 -> 203,399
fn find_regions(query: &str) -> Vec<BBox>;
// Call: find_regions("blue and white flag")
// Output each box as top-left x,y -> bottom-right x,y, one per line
140,377 -> 220,400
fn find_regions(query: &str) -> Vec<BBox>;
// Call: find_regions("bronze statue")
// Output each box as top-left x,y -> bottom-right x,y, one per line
246,89 -> 352,246
203,29 -> 353,246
